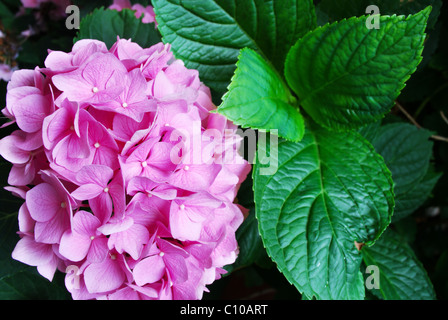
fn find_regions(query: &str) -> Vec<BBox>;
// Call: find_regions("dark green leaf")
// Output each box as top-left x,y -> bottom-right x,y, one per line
0,270 -> 70,300
74,7 -> 161,49
253,124 -> 394,299
225,209 -> 268,274
152,0 -> 316,97
317,0 -> 441,29
362,228 -> 436,300
363,122 -> 441,221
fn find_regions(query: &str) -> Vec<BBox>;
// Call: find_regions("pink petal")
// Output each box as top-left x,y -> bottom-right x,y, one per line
11,236 -> 54,266
72,210 -> 102,236
18,203 -> 34,233
168,163 -> 221,192
13,94 -> 52,133
87,237 -> 109,263
71,184 -> 104,200
34,208 -> 70,244
26,183 -> 61,222
133,255 -> 165,286
84,254 -> 126,293
0,134 -> 30,164
59,230 -> 91,262
108,223 -> 149,260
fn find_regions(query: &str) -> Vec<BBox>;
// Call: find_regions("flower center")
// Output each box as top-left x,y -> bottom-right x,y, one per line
184,166 -> 190,171
104,187 -> 109,193
60,202 -> 67,208
141,161 -> 148,168
179,204 -> 185,210
92,87 -> 99,93
122,102 -> 128,108
94,142 -> 100,148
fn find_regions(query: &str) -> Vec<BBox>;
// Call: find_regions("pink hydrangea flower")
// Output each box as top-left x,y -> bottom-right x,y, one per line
109,0 -> 156,25
2,37 -> 251,300
0,63 -> 18,82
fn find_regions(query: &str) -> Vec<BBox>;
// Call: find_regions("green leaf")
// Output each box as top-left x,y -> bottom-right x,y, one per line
393,167 -> 441,221
285,8 -> 430,131
218,48 -> 305,141
0,270 -> 71,300
253,124 -> 394,299
74,7 -> 161,49
152,0 -> 316,97
363,122 -> 441,221
362,228 -> 436,300
369,123 -> 433,194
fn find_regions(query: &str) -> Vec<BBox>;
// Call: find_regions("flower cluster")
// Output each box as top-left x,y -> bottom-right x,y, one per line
109,0 -> 156,24
0,38 -> 250,299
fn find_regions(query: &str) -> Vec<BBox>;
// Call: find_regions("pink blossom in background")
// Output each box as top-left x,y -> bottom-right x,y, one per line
0,64 -> 18,82
20,0 -> 71,19
1,37 -> 251,300
109,0 -> 156,24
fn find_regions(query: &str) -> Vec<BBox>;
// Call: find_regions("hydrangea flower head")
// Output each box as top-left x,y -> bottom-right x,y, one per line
1,38 -> 250,300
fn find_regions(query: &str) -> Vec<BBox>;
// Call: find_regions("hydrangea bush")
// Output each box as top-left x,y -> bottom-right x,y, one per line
0,37 -> 250,300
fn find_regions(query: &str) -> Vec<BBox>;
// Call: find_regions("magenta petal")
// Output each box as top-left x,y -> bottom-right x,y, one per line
133,255 -> 165,286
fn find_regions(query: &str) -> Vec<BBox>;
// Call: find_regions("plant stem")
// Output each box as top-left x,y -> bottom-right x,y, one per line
395,101 -> 448,143
414,82 -> 448,119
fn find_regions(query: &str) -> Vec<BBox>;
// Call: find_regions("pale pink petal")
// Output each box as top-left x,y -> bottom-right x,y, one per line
108,223 -> 149,260
133,255 -> 165,286
11,236 -> 54,267
84,254 -> 126,293
87,237 -> 109,263
59,230 -> 91,262
71,184 -> 104,200
26,183 -> 61,222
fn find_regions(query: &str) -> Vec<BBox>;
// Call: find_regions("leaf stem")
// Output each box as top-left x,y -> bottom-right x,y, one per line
413,82 -> 448,119
395,101 -> 448,143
